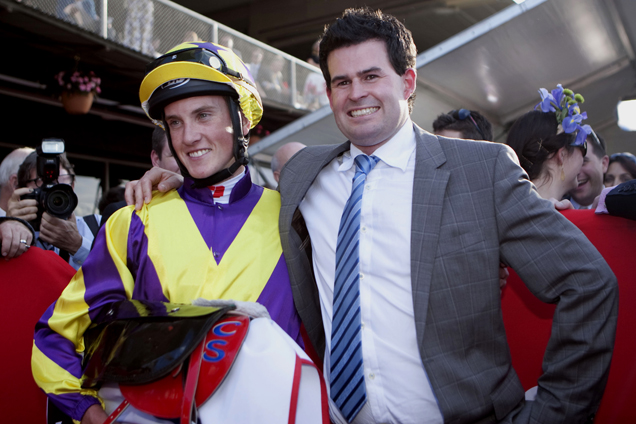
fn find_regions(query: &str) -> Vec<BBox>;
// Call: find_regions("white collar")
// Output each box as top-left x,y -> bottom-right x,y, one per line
339,118 -> 415,173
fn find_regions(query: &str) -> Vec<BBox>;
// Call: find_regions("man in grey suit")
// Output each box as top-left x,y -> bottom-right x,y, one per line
125,7 -> 617,424
278,7 -> 617,424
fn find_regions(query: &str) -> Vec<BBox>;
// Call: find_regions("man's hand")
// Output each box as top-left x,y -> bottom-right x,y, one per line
7,187 -> 38,222
39,212 -> 83,254
125,167 -> 183,211
81,404 -> 108,424
0,220 -> 33,259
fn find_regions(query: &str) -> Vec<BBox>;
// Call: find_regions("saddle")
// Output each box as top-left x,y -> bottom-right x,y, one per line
81,300 -> 246,424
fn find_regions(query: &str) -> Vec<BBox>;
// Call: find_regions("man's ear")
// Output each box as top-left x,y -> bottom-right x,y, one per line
8,173 -> 18,189
601,155 -> 609,173
402,68 -> 417,100
151,150 -> 160,167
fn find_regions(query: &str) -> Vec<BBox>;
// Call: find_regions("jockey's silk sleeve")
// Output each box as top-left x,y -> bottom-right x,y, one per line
32,175 -> 302,421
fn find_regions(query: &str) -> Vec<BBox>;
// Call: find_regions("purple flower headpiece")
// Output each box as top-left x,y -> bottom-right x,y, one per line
535,84 -> 592,148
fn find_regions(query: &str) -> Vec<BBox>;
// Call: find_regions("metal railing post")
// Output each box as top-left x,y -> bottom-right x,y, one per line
290,61 -> 297,107
101,0 -> 108,39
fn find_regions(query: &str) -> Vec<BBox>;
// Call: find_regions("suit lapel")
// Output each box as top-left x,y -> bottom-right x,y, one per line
279,141 -> 350,361
410,126 -> 449,349
290,142 -> 350,209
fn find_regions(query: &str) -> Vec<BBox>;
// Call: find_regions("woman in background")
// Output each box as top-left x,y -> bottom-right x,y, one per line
604,152 -> 636,187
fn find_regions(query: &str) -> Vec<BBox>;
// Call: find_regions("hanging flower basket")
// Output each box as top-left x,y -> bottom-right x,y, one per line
54,69 -> 101,115
61,91 -> 94,115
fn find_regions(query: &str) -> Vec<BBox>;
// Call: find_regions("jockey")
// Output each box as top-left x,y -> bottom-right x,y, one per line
32,42 -> 307,424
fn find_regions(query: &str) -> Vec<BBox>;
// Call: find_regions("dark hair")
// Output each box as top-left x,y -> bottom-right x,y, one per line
151,126 -> 168,159
98,186 -> 125,214
433,109 -> 493,141
587,132 -> 606,159
319,7 -> 417,112
505,110 -> 577,181
17,151 -> 74,188
608,152 -> 636,180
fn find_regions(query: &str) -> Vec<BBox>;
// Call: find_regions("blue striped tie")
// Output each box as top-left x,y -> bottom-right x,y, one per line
330,154 -> 380,422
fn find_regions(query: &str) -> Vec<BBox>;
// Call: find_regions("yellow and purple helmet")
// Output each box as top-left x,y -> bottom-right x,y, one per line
139,42 -> 263,185
140,41 -> 262,128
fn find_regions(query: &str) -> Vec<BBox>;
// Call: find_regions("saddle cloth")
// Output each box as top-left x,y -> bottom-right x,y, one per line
99,317 -> 328,424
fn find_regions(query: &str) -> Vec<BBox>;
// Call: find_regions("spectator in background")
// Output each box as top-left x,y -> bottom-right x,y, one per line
303,39 -> 329,110
432,108 -> 493,141
123,0 -> 155,56
57,0 -> 98,31
259,54 -> 290,103
182,30 -> 203,43
98,186 -> 125,215
64,0 -> 99,31
8,151 -> 100,270
0,147 -> 34,216
604,152 -> 636,187
271,142 -> 306,183
506,108 -> 586,203
220,34 -> 242,60
247,48 -> 264,81
150,126 -> 180,174
569,132 -> 609,209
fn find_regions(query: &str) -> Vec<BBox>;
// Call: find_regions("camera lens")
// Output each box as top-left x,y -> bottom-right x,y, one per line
44,184 -> 78,219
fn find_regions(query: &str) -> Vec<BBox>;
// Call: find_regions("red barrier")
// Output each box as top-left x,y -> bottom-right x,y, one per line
502,209 -> 636,423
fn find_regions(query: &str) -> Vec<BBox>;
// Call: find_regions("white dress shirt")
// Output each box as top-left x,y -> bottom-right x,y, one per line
299,119 -> 443,424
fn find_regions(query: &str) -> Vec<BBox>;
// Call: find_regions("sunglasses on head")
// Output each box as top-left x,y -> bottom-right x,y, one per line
448,109 -> 486,140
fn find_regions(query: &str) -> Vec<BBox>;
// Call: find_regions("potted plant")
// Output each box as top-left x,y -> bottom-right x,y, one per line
55,69 -> 102,114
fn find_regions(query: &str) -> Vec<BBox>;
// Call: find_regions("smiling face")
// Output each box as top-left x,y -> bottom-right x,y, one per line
326,39 -> 416,154
569,142 -> 609,206
164,95 -> 249,180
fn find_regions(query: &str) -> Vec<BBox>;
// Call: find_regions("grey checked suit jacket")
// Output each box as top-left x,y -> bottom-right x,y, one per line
278,124 -> 618,424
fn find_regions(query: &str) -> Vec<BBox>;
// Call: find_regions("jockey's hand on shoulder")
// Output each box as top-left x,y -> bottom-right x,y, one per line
81,404 -> 108,424
125,166 -> 184,211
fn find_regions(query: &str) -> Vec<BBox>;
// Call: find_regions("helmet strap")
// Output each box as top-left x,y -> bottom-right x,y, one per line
161,97 -> 249,189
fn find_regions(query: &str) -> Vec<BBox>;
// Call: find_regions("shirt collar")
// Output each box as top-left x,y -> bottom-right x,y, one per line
339,118 -> 415,173
180,167 -> 251,205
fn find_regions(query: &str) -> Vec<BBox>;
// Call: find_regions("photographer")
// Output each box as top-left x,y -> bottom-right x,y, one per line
7,149 -> 100,270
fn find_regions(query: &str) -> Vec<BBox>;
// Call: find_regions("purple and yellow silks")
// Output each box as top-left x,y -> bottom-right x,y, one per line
32,172 -> 300,421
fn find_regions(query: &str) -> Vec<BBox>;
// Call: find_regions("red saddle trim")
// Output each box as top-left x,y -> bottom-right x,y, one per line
117,315 -> 250,419
288,355 -> 329,424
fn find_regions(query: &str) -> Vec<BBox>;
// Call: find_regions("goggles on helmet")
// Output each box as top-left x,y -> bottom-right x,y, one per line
145,47 -> 244,81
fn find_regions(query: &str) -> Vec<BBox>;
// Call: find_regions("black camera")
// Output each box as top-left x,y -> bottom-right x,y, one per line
21,139 -> 78,230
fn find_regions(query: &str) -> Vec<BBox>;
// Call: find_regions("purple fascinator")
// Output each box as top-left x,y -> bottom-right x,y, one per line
535,84 -> 592,148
